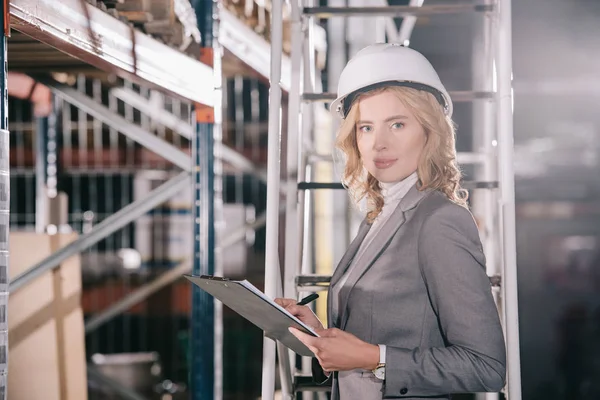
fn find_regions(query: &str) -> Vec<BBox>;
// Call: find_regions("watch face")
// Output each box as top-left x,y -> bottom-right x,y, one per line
373,366 -> 385,380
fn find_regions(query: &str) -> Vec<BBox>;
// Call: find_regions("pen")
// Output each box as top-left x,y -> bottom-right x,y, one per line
297,293 -> 319,306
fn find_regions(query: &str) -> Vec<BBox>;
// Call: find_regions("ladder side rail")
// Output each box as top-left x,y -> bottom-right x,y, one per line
283,0 -> 308,397
284,0 -> 305,304
297,1 -> 322,396
276,261 -> 295,399
261,0 -> 285,398
495,0 -> 522,398
471,1 -> 501,399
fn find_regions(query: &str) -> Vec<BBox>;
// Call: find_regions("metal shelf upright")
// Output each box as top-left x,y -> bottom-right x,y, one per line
0,1 -> 8,398
191,1 -> 223,399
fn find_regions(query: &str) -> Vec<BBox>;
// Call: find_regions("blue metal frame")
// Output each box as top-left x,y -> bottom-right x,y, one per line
191,122 -> 215,400
191,1 -> 216,399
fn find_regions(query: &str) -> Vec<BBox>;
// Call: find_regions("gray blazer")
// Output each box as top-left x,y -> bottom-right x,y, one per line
314,185 -> 506,399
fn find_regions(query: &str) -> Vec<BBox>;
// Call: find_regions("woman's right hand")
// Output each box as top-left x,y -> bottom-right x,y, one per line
274,297 -> 324,332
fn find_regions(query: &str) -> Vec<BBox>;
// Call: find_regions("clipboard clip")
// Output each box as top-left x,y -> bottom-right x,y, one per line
200,275 -> 232,281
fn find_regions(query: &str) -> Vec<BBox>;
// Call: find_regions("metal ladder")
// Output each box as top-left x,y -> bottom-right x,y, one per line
261,1 -> 522,399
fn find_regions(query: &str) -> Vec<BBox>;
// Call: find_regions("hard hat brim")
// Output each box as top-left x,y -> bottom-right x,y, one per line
331,80 -> 453,120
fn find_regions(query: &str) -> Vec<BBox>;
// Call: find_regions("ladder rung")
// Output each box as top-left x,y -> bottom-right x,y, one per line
302,91 -> 495,103
298,182 -> 345,190
456,151 -> 489,165
302,92 -> 336,102
294,376 -> 332,392
449,91 -> 495,102
298,181 -> 498,190
296,274 -> 332,288
303,4 -> 495,18
307,152 -> 334,163
463,181 -> 498,189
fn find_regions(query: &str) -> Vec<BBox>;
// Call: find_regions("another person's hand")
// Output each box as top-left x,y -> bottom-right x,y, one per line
274,298 -> 324,332
289,327 -> 379,373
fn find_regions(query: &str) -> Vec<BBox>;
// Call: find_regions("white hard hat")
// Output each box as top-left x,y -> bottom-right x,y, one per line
331,43 -> 453,119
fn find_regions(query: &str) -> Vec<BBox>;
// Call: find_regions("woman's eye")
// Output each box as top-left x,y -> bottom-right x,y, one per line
358,126 -> 372,133
391,122 -> 404,129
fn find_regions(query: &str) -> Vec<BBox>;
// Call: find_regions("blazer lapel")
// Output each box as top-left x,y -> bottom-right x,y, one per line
338,184 -> 431,330
327,220 -> 371,328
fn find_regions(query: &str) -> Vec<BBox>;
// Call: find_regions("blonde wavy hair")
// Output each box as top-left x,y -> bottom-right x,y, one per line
335,86 -> 468,223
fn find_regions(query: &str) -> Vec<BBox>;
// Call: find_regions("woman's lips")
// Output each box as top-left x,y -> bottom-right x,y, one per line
373,159 -> 397,169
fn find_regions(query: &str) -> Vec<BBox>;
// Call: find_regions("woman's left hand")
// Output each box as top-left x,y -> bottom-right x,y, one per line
289,327 -> 380,372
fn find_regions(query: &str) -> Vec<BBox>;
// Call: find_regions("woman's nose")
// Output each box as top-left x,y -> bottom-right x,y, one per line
373,129 -> 389,150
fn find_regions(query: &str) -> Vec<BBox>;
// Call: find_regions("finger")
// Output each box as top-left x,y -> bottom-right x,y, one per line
319,328 -> 339,338
285,304 -> 306,316
291,328 -> 319,354
318,358 -> 336,373
289,327 -> 319,348
306,344 -> 319,355
316,357 -> 329,372
274,298 -> 294,307
314,325 -> 326,334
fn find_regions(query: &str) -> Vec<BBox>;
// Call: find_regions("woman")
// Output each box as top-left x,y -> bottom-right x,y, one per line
275,43 -> 506,399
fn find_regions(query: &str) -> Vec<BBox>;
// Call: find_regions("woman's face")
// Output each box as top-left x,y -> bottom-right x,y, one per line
356,90 -> 427,183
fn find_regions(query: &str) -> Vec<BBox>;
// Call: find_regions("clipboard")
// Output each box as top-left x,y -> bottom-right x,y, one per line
184,274 -> 319,357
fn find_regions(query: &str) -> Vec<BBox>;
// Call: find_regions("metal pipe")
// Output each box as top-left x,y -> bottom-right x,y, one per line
110,86 -> 267,183
35,115 -> 48,233
41,80 -> 191,171
303,4 -> 494,18
220,146 -> 268,183
383,17 -> 398,42
282,0 -> 305,394
298,0 -> 316,301
325,0 -> 349,303
110,87 -> 196,138
275,258 -> 293,398
212,18 -> 226,400
284,0 -> 303,304
261,0 -> 284,397
219,8 -> 292,91
471,5 -> 499,399
496,0 -> 522,398
397,0 -> 424,45
9,171 -> 191,292
192,120 -> 216,400
298,2 -> 319,390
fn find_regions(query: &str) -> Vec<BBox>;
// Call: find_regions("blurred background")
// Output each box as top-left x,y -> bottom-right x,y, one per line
3,0 -> 600,399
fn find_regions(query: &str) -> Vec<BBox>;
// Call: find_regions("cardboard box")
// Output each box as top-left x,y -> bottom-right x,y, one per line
8,232 -> 87,400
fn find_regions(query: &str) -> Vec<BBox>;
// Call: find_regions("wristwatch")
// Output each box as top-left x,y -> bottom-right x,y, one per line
372,363 -> 385,380
372,344 -> 386,380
